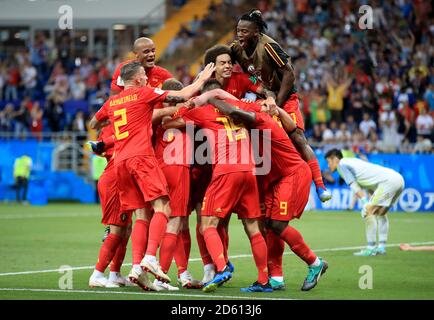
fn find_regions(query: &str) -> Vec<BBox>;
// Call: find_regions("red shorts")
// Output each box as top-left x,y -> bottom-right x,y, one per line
116,156 -> 169,212
256,174 -> 270,217
283,93 -> 304,131
161,165 -> 190,217
98,163 -> 132,227
265,163 -> 311,221
202,171 -> 261,219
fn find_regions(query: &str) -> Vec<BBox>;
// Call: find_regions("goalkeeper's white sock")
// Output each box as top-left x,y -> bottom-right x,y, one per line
365,215 -> 377,250
377,215 -> 389,248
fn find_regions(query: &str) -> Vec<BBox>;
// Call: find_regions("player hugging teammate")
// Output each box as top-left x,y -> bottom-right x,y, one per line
87,9 -> 332,294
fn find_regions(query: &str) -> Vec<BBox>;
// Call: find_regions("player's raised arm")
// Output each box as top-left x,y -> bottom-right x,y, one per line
191,88 -> 238,106
209,98 -> 256,125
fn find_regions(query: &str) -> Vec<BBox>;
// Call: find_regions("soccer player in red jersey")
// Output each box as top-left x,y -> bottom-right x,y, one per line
198,45 -> 280,275
153,79 -> 202,290
207,95 -> 329,292
163,80 -> 271,293
90,61 -> 215,291
230,10 -> 331,203
88,125 -> 134,288
110,37 -> 174,95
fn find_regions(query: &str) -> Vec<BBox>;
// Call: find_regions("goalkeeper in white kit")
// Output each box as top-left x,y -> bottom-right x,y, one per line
325,149 -> 405,256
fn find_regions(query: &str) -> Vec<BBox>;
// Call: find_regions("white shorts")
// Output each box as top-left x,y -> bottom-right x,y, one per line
369,173 -> 405,207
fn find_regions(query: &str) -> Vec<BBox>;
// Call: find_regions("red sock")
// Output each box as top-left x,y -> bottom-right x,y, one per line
159,232 -> 178,274
217,224 -> 229,262
266,229 -> 285,277
110,235 -> 129,273
196,224 -> 213,265
173,233 -> 188,276
146,212 -> 169,256
181,228 -> 191,261
250,232 -> 269,285
95,233 -> 122,273
203,227 -> 227,272
307,159 -> 325,190
131,220 -> 149,265
280,225 -> 317,265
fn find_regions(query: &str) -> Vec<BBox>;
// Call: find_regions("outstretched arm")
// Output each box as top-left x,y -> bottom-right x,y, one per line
164,63 -> 216,102
209,98 -> 256,125
152,106 -> 179,125
190,89 -> 238,107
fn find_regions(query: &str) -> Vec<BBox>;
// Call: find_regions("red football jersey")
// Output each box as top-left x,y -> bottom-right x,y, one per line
235,100 -> 306,179
154,124 -> 193,168
146,65 -> 173,88
110,60 -> 173,92
95,86 -> 168,164
182,104 -> 254,177
223,71 -> 260,99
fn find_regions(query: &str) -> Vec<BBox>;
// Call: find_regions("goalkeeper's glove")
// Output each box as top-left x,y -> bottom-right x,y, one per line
88,141 -> 105,155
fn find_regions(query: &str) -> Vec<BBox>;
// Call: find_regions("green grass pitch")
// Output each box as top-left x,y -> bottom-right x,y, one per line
0,203 -> 433,300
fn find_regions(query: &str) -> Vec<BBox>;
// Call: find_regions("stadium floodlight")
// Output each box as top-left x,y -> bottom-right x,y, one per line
112,24 -> 126,31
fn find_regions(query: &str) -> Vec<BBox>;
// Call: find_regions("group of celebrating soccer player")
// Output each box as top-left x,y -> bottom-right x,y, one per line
86,9 -> 335,294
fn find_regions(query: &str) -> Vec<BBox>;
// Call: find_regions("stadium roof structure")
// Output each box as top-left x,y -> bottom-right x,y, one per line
0,0 -> 165,28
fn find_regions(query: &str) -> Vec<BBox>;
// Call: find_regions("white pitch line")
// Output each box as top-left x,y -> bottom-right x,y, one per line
0,288 -> 293,300
1,241 -> 434,277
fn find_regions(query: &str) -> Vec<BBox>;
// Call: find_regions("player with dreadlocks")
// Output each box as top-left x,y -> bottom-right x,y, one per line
230,9 -> 332,291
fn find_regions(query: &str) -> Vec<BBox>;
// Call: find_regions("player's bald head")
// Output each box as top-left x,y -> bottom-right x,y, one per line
133,37 -> 153,53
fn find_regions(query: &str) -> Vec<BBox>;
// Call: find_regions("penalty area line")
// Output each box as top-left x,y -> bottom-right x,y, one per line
0,288 -> 293,300
1,241 -> 434,277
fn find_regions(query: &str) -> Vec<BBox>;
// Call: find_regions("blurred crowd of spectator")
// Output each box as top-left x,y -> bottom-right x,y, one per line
0,31 -> 120,140
260,0 -> 433,154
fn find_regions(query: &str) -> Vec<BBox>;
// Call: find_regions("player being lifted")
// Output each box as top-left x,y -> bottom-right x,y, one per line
90,61 -> 215,291
325,149 -> 405,256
